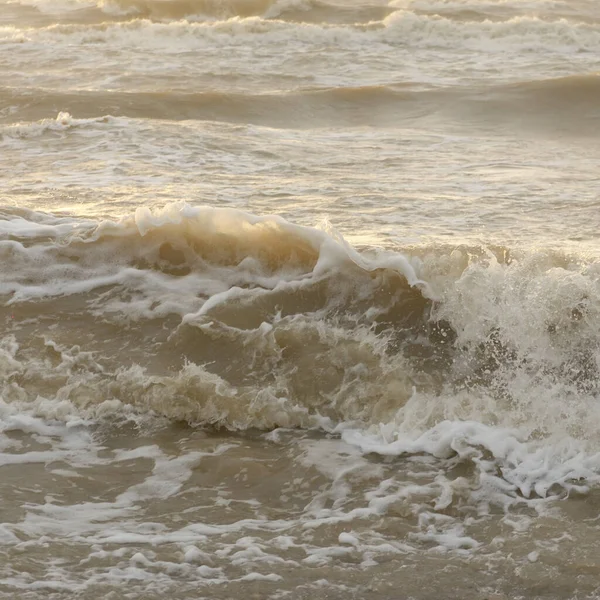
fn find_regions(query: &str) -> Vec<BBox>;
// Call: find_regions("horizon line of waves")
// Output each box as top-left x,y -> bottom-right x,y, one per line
6,0 -> 600,27
2,11 -> 600,50
0,0 -> 367,25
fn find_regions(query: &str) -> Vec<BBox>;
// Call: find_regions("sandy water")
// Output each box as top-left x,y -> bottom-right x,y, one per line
1,0 -> 600,598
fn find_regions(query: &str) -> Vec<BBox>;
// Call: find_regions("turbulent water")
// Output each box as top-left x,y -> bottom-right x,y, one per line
1,0 -> 600,598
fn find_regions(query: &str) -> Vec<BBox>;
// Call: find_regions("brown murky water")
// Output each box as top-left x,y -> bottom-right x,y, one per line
1,0 -> 600,598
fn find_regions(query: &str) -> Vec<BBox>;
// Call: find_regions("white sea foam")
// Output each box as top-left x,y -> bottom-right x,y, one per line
0,112 -> 120,140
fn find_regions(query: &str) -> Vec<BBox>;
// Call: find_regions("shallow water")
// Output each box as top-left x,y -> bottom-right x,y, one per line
1,0 -> 600,598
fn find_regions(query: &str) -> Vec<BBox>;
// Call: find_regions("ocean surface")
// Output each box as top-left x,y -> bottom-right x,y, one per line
1,1 -> 600,598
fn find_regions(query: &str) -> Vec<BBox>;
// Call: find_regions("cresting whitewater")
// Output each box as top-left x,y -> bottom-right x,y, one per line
1,1 -> 600,599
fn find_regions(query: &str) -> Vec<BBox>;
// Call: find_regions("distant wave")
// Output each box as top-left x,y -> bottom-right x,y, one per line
3,75 -> 599,135
98,0 -> 397,24
3,10 -> 600,51
0,0 -> 396,27
7,0 -> 600,27
390,0 -> 600,25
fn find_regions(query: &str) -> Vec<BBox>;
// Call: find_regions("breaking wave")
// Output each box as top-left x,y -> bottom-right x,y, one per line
0,203 -> 598,432
0,202 -> 599,527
